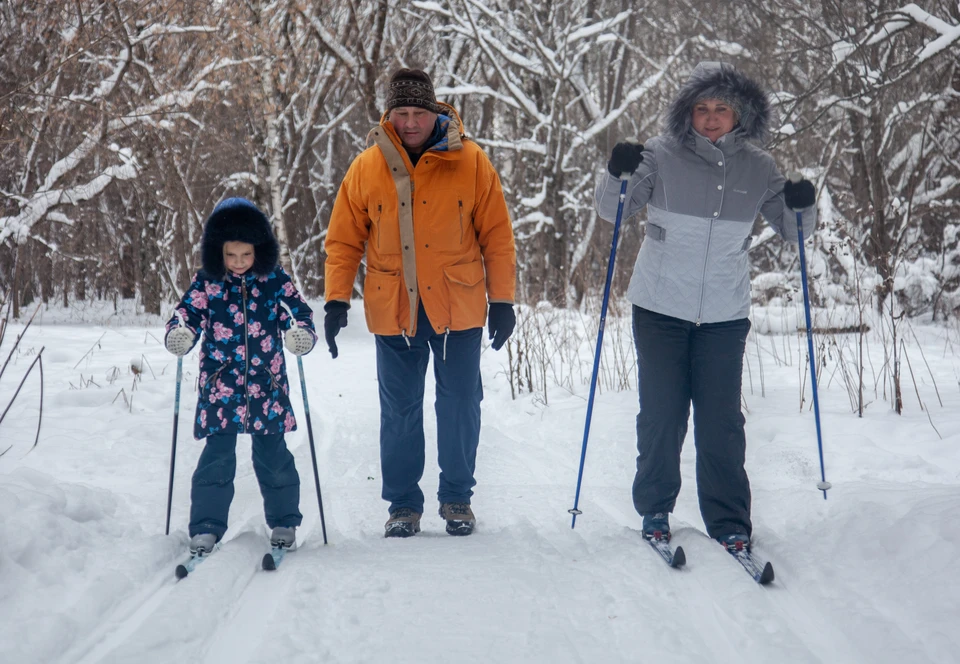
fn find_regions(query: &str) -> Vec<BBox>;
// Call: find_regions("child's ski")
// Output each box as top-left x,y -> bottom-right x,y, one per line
174,545 -> 220,579
262,546 -> 290,571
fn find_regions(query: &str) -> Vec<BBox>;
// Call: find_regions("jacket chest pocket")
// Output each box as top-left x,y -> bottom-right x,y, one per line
419,190 -> 472,252
373,200 -> 402,255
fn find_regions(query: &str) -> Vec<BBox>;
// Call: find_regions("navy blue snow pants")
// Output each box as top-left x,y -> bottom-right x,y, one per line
632,306 -> 752,539
189,432 -> 302,539
375,302 -> 483,515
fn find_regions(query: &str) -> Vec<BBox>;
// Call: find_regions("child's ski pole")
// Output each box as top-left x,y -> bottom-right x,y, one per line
165,311 -> 186,536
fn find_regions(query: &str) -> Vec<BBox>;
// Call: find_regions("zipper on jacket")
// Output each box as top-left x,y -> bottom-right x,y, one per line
458,197 -> 464,244
203,358 -> 232,389
241,278 -> 251,432
696,219 -> 715,326
376,203 -> 382,249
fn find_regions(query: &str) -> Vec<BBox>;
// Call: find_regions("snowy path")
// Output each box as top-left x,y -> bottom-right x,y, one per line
2,318 -> 959,662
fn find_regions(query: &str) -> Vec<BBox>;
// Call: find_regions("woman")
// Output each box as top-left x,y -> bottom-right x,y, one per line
594,61 -> 817,550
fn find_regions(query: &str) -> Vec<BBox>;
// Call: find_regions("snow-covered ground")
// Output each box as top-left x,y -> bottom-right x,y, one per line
1,302 -> 959,663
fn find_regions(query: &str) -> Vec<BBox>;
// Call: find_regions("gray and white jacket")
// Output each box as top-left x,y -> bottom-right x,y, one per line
595,62 -> 817,325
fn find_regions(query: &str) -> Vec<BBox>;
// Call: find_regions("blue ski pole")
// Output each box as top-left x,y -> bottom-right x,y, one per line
281,301 -> 328,544
165,312 -> 186,536
790,173 -> 830,499
569,177 -> 629,528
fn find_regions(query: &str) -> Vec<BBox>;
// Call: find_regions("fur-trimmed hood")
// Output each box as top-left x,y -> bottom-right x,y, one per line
666,61 -> 770,143
200,197 -> 279,278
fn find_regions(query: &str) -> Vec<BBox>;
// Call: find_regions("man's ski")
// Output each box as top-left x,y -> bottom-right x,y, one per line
261,546 -> 289,571
725,543 -> 774,585
645,534 -> 686,568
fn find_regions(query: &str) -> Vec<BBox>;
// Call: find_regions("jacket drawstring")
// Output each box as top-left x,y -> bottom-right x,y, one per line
443,327 -> 450,362
401,329 -> 411,348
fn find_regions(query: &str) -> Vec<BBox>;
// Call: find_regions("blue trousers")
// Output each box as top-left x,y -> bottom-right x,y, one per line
632,306 -> 752,539
375,302 -> 483,514
189,431 -> 302,539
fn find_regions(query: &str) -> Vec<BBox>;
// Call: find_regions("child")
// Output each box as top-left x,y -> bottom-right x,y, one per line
164,197 -> 317,555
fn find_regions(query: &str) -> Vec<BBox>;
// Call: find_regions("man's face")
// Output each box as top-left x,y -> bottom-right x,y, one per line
223,240 -> 255,275
691,99 -> 737,143
388,106 -> 438,151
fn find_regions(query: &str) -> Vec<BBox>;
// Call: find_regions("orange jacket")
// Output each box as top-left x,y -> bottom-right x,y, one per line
324,104 -> 516,336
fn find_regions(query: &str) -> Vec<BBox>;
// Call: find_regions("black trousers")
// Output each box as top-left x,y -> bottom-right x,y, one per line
631,306 -> 752,539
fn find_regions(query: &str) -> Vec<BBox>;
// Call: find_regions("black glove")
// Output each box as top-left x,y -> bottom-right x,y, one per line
784,178 -> 816,210
607,142 -> 644,178
487,303 -> 516,351
323,301 -> 349,359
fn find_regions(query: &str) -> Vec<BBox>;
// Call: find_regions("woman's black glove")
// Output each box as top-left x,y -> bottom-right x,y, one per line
607,142 -> 644,178
323,301 -> 349,359
784,178 -> 816,210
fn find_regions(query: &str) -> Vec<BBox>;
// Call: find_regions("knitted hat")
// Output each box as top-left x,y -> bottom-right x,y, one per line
386,68 -> 439,113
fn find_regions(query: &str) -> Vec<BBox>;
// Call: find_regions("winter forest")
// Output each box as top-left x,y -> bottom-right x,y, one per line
2,0 -> 959,323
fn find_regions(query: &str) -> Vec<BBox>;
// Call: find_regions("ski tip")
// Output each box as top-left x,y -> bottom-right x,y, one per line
671,546 -> 686,568
262,553 -> 277,571
175,564 -> 189,580
759,562 -> 774,585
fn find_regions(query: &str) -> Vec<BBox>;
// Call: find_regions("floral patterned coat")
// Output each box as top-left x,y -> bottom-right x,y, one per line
166,267 -> 316,440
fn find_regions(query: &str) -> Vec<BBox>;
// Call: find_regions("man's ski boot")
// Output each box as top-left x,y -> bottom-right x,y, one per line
384,508 -> 422,538
439,503 -> 475,536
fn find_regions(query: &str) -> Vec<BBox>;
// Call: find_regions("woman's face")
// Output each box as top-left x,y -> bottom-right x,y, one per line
691,99 -> 737,142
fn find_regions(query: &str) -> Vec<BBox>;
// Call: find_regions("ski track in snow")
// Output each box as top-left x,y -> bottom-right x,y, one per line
3,319 -> 960,662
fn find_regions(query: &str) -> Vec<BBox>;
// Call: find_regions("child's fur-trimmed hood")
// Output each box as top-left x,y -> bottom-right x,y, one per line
200,197 -> 279,279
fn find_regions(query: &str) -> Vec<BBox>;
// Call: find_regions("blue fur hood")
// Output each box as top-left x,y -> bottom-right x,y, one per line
665,62 -> 771,143
201,197 -> 280,279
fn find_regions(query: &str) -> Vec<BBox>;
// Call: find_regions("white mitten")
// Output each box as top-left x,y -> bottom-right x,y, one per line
284,326 -> 315,356
165,327 -> 196,357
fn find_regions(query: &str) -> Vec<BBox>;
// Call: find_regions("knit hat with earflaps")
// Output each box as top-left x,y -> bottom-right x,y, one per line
200,197 -> 279,279
665,61 -> 771,143
386,68 -> 440,113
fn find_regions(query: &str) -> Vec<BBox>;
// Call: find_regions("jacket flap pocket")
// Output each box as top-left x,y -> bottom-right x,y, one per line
443,260 -> 484,287
646,223 -> 666,242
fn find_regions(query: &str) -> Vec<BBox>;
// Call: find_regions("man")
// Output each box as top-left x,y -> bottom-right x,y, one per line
324,68 -> 517,538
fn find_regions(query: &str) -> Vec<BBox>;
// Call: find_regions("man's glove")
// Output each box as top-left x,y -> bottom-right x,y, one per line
284,326 -> 315,356
784,178 -> 816,210
487,303 -> 516,351
607,142 -> 644,178
165,327 -> 196,357
323,301 -> 349,359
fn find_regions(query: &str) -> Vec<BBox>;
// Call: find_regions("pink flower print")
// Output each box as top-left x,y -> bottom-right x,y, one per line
251,356 -> 262,367
251,287 -> 260,298
284,412 -> 296,431
282,281 -> 296,297
213,322 -> 232,342
271,402 -> 284,415
248,321 -> 263,338
233,312 -> 244,326
254,418 -> 264,430
249,383 -> 263,399
209,379 -> 234,403
235,345 -> 246,360
236,374 -> 244,386
249,301 -> 257,312
218,408 -> 227,429
211,350 -> 225,362
229,304 -> 239,314
263,400 -> 272,416
205,283 -> 222,298
200,410 -> 207,428
199,371 -> 208,385
260,336 -> 274,353
236,405 -> 246,422
270,352 -> 283,375
189,290 -> 208,309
